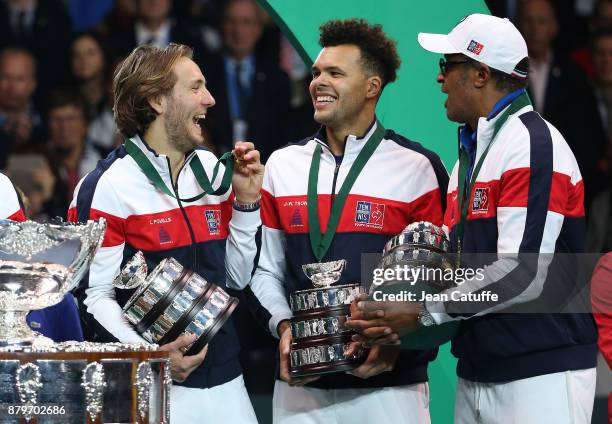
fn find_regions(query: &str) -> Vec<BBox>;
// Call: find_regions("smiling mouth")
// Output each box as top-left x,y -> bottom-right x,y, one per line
193,114 -> 206,129
314,95 -> 337,108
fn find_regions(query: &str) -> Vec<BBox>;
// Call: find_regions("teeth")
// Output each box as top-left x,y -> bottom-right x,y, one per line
193,115 -> 206,125
317,96 -> 336,103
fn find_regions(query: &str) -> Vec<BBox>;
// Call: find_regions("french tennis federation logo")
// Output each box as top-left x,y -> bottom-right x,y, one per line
467,40 -> 484,55
355,201 -> 385,228
205,210 -> 222,235
472,187 -> 489,213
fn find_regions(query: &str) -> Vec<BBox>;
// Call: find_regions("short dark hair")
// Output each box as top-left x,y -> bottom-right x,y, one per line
490,57 -> 530,92
319,18 -> 401,89
45,89 -> 87,121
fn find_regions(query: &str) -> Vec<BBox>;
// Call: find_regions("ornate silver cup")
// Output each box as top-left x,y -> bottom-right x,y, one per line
289,260 -> 366,377
116,252 -> 238,355
0,219 -> 106,346
373,221 -> 459,349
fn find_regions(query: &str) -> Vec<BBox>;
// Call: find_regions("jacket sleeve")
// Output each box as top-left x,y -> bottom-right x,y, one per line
225,207 -> 261,289
69,175 -> 146,343
428,116 -> 580,322
247,162 -> 292,338
0,173 -> 26,221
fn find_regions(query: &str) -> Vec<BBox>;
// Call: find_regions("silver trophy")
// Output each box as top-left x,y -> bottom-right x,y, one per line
0,219 -> 106,346
0,341 -> 171,423
289,260 -> 366,377
373,221 -> 459,349
115,251 -> 239,355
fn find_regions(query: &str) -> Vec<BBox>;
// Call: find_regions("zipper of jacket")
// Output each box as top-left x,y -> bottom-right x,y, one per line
168,157 -> 198,268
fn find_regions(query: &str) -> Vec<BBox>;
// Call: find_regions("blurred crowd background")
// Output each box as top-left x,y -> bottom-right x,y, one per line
1,0 -> 611,422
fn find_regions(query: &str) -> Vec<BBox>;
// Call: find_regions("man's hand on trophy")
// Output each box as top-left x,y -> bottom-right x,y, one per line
347,344 -> 400,379
278,320 -> 320,386
346,294 -> 422,346
160,333 -> 208,383
232,141 -> 264,204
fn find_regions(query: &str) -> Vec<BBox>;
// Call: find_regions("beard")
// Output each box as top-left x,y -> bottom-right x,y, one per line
164,98 -> 200,153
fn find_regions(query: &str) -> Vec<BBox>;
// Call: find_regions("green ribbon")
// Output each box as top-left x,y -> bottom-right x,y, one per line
124,137 -> 234,203
456,92 -> 532,252
307,122 -> 386,262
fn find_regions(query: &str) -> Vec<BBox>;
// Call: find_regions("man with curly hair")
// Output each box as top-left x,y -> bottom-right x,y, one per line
249,18 -> 448,423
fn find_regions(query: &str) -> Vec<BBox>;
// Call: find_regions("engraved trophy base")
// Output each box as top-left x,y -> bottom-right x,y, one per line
0,342 -> 170,424
289,335 -> 366,378
0,310 -> 54,348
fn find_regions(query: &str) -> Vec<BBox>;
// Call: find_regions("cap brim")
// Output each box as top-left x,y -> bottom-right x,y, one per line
417,33 -> 460,54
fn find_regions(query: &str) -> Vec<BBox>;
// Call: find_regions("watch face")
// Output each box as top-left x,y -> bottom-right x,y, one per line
419,312 -> 435,327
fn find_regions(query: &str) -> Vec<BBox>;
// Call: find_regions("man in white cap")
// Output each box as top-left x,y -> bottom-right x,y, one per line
347,13 -> 598,423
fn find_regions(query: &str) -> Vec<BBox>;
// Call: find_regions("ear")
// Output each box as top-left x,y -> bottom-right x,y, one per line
148,95 -> 165,115
365,76 -> 382,99
473,64 -> 491,89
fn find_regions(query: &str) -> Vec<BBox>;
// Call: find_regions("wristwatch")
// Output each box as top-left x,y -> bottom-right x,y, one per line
417,305 -> 436,327
233,195 -> 261,212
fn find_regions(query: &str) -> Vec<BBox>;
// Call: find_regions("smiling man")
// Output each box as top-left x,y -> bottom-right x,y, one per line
248,19 -> 448,424
348,13 -> 598,424
69,43 -> 263,423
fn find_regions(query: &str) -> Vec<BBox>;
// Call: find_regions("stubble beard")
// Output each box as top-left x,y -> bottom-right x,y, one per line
164,100 -> 200,153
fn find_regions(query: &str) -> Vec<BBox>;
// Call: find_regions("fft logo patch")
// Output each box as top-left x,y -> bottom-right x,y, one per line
472,187 -> 489,213
205,210 -> 222,235
355,201 -> 385,228
467,40 -> 484,55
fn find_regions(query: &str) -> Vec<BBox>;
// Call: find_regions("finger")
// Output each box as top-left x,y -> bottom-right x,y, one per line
233,142 -> 255,153
356,300 -> 390,312
344,341 -> 362,356
352,333 -> 400,346
242,149 -> 261,163
349,309 -> 384,320
160,333 -> 196,352
344,319 -> 387,331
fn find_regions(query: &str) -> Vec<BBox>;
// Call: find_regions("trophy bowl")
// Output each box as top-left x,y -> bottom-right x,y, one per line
289,260 -> 366,377
372,221 -> 460,350
0,219 -> 107,346
116,252 -> 238,355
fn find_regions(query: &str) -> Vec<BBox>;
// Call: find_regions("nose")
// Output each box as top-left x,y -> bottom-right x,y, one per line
436,72 -> 444,84
203,88 -> 215,108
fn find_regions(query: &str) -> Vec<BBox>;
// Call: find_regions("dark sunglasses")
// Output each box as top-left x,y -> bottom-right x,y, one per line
439,58 -> 472,76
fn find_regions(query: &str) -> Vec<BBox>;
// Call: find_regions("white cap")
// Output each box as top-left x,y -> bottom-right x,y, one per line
418,14 -> 528,79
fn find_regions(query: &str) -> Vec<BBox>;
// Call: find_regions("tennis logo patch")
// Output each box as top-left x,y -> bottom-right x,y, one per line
205,210 -> 222,235
472,187 -> 490,213
467,40 -> 484,55
355,201 -> 385,228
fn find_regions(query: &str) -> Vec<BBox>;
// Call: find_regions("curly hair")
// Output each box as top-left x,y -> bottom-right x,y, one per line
112,43 -> 193,137
319,18 -> 401,88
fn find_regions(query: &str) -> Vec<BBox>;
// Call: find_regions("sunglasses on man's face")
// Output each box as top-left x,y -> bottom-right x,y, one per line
438,58 -> 472,76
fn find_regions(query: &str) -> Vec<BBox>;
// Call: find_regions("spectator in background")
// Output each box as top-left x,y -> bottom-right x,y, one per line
0,47 -> 44,169
107,0 -> 206,65
518,0 -> 608,206
69,32 -> 118,154
43,90 -> 101,218
0,0 -> 72,101
591,253 -> 612,424
204,0 -> 291,162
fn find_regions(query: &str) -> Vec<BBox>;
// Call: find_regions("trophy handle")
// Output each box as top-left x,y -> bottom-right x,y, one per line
113,251 -> 148,290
